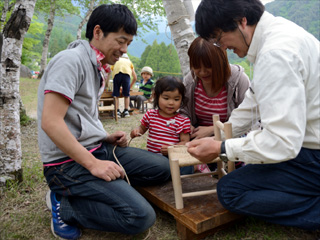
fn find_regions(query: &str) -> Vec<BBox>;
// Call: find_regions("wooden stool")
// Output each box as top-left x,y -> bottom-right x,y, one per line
168,114 -> 233,209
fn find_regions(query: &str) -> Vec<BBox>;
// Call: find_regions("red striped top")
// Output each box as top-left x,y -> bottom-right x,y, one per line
195,80 -> 228,126
141,109 -> 191,154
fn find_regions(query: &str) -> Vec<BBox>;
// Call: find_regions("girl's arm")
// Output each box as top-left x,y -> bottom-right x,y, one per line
178,132 -> 191,145
130,124 -> 147,139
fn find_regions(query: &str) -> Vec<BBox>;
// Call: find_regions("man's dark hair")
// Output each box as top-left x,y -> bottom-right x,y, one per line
86,4 -> 137,40
195,0 -> 265,39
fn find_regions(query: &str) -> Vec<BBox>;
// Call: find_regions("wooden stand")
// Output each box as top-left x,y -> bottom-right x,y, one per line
136,176 -> 242,240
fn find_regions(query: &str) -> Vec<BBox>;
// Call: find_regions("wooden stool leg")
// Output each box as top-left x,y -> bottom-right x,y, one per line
170,158 -> 184,209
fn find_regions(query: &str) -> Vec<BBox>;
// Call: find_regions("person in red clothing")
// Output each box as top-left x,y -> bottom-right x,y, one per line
131,76 -> 203,174
180,37 -> 250,170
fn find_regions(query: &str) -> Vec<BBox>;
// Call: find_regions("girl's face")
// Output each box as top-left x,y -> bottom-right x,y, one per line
192,63 -> 212,83
158,89 -> 182,118
141,72 -> 152,81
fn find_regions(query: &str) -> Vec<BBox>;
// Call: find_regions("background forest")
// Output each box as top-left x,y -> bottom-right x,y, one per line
1,0 -> 319,80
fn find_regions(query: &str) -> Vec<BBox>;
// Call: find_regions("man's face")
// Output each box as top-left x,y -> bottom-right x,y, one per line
213,26 -> 250,58
95,28 -> 133,65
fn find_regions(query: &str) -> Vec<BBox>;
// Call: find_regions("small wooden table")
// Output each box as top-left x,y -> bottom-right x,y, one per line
135,176 -> 242,240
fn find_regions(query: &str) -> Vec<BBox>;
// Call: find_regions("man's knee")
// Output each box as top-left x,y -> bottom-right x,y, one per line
217,173 -> 242,210
124,204 -> 156,234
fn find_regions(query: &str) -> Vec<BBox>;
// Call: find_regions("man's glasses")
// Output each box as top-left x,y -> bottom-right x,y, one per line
212,31 -> 222,47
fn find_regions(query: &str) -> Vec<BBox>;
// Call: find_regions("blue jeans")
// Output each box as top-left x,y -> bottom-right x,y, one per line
217,148 -> 320,230
44,142 -> 171,234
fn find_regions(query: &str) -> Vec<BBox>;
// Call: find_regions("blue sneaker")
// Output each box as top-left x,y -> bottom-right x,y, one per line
46,190 -> 81,240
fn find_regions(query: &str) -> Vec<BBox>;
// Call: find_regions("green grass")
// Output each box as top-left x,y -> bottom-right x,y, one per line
0,78 -> 319,239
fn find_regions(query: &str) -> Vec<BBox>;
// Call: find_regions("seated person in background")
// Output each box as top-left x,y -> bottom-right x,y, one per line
131,76 -> 203,174
180,36 -> 250,170
130,66 -> 154,112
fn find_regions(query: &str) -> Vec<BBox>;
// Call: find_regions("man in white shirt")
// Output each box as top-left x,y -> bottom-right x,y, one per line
187,0 -> 320,231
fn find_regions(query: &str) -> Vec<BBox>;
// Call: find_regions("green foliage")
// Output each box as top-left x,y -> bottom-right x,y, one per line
265,0 -> 320,40
120,0 -> 165,37
35,0 -> 80,18
136,40 -> 181,79
48,26 -> 76,57
22,15 -> 44,70
20,109 -> 31,126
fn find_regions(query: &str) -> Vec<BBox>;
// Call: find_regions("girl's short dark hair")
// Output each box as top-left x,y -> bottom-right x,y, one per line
188,37 -> 231,92
195,0 -> 264,40
153,76 -> 187,109
86,4 -> 137,40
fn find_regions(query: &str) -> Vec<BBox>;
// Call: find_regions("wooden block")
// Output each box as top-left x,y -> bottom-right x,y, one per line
135,176 -> 242,239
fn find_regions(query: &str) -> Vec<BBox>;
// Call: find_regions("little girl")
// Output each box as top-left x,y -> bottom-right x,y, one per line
131,76 -> 209,174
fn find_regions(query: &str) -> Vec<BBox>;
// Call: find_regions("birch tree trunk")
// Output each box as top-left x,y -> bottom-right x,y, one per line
163,0 -> 195,78
39,0 -> 56,78
1,0 -> 10,32
77,0 -> 95,40
0,0 -> 36,186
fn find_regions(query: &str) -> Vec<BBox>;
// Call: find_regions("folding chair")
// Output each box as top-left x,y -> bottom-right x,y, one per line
168,114 -> 234,209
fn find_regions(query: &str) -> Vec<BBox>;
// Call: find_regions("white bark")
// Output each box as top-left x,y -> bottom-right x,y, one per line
0,0 -> 36,185
39,0 -> 56,77
1,0 -> 10,32
183,0 -> 195,21
77,0 -> 95,40
163,0 -> 195,78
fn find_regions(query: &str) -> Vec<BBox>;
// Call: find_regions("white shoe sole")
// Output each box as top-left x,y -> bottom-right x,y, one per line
46,189 -> 52,210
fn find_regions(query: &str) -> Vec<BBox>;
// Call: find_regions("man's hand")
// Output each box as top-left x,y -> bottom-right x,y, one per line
89,159 -> 125,182
106,131 -> 128,147
191,126 -> 214,139
186,137 -> 221,163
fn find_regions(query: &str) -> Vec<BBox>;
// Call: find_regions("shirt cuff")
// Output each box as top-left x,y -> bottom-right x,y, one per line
226,138 -> 246,162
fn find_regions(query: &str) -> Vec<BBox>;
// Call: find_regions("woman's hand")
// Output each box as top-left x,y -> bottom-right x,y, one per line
191,126 -> 214,139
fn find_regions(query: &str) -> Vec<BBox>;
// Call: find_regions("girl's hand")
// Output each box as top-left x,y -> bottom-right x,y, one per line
160,144 -> 169,156
106,131 -> 128,147
130,128 -> 142,139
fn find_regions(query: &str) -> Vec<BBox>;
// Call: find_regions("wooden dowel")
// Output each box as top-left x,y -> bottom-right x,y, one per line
215,121 -> 224,131
182,189 -> 217,198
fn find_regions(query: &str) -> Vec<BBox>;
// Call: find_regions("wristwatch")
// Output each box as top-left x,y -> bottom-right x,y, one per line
219,141 -> 229,163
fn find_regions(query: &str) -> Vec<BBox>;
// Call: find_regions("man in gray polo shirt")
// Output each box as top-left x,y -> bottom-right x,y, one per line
37,4 -> 170,239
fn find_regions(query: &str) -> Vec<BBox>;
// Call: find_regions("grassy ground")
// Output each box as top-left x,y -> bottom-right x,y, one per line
0,78 -> 319,239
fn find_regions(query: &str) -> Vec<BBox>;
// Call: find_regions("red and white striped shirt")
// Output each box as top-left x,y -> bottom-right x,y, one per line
195,80 -> 228,125
141,109 -> 191,154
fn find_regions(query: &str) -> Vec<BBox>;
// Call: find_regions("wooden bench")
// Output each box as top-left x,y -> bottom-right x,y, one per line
136,175 -> 242,240
98,95 -> 118,121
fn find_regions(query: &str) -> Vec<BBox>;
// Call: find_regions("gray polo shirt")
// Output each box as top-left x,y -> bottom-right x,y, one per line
37,40 -> 107,163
